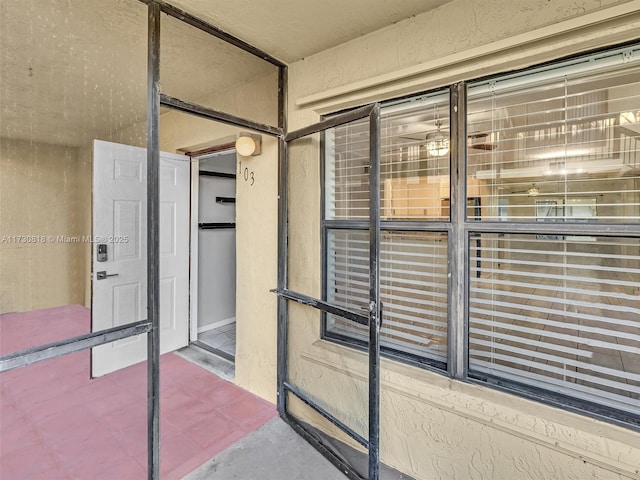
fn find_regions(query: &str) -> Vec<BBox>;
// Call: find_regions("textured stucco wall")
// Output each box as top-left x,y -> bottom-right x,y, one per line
0,138 -> 90,313
286,1 -> 640,478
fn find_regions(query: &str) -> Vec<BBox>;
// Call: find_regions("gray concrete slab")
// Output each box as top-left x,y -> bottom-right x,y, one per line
175,344 -> 235,382
184,418 -> 348,480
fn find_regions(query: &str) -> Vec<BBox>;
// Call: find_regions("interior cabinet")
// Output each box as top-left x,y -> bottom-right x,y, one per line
382,176 -> 484,219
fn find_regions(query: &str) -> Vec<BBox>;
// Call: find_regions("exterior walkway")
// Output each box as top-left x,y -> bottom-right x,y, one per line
0,306 -> 276,479
185,418 -> 347,480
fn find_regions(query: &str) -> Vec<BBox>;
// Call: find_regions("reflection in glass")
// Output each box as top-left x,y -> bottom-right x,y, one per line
326,230 -> 448,363
380,93 -> 450,221
467,62 -> 640,222
325,92 -> 451,221
468,233 -> 640,414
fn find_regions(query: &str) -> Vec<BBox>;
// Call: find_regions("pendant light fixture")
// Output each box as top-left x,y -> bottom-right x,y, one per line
425,105 -> 449,157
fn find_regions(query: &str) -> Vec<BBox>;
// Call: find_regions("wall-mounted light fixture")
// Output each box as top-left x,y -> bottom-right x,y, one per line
235,132 -> 262,156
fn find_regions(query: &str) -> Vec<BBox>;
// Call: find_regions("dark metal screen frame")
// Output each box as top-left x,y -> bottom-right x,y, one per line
275,103 -> 382,480
321,87 -> 453,375
0,1 -> 288,479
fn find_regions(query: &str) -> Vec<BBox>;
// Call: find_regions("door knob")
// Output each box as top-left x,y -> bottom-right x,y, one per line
96,271 -> 119,280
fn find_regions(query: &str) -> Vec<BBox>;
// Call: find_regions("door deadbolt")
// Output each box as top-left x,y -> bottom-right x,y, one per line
97,244 -> 108,262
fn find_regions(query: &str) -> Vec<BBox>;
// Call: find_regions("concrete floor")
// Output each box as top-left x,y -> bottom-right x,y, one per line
185,418 -> 348,480
185,417 -> 415,480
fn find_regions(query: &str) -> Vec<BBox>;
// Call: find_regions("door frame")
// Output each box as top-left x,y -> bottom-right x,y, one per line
275,103 -> 382,480
189,145 -> 239,344
189,158 -> 200,343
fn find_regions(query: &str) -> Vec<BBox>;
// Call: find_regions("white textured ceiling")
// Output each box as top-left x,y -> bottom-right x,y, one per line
0,0 -> 450,147
168,0 -> 452,63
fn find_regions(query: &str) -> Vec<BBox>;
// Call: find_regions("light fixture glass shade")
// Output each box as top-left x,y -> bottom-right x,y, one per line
236,135 -> 257,156
426,135 -> 450,157
527,185 -> 540,196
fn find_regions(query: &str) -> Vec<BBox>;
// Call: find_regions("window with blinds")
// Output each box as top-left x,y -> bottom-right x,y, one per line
380,93 -> 450,221
324,92 -> 451,222
323,91 -> 450,366
467,46 -> 640,416
326,230 -> 448,363
467,56 -> 640,223
468,234 -> 640,415
324,119 -> 370,220
322,43 -> 640,422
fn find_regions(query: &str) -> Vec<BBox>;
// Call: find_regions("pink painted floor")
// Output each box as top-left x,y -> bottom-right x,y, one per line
0,305 -> 277,480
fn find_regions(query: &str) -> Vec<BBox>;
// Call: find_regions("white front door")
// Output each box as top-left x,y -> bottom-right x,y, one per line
91,140 -> 190,377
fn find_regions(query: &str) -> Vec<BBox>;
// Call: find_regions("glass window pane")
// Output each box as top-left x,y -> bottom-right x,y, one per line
381,92 -> 450,221
468,233 -> 640,415
326,229 -> 448,364
326,228 -> 370,321
324,119 -> 371,220
326,91 -> 450,222
467,60 -> 640,222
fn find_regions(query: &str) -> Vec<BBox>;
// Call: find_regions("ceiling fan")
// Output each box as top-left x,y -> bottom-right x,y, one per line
500,183 -> 540,196
398,130 -> 497,154
397,120 -> 450,157
467,133 -> 497,150
396,104 -> 453,157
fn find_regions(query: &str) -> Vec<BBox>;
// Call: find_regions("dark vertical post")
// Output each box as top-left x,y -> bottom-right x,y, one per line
147,3 -> 161,479
276,137 -> 288,416
448,82 -> 468,379
368,104 -> 381,480
278,66 -> 287,133
276,65 -> 289,416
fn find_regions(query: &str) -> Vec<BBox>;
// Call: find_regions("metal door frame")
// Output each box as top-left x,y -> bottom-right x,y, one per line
0,2 -> 287,479
275,103 -> 382,480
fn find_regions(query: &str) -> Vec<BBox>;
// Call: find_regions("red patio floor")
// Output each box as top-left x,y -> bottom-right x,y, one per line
0,305 -> 277,479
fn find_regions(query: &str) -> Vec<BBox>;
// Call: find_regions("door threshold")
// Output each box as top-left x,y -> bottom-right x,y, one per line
176,344 -> 235,382
192,340 -> 235,363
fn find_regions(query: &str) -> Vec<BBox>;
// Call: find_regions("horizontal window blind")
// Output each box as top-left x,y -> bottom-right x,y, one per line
323,43 -> 640,423
326,93 -> 451,221
468,233 -> 640,415
467,62 -> 640,223
325,120 -> 370,220
326,230 -> 448,362
380,93 -> 450,221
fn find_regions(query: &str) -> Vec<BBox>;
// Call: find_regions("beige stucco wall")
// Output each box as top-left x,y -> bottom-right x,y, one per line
286,1 -> 640,479
0,138 -> 91,313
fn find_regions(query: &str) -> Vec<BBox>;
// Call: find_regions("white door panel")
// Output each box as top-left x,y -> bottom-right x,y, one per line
92,140 -> 190,377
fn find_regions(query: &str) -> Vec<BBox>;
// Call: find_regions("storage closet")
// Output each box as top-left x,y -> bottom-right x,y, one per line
195,150 -> 237,360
